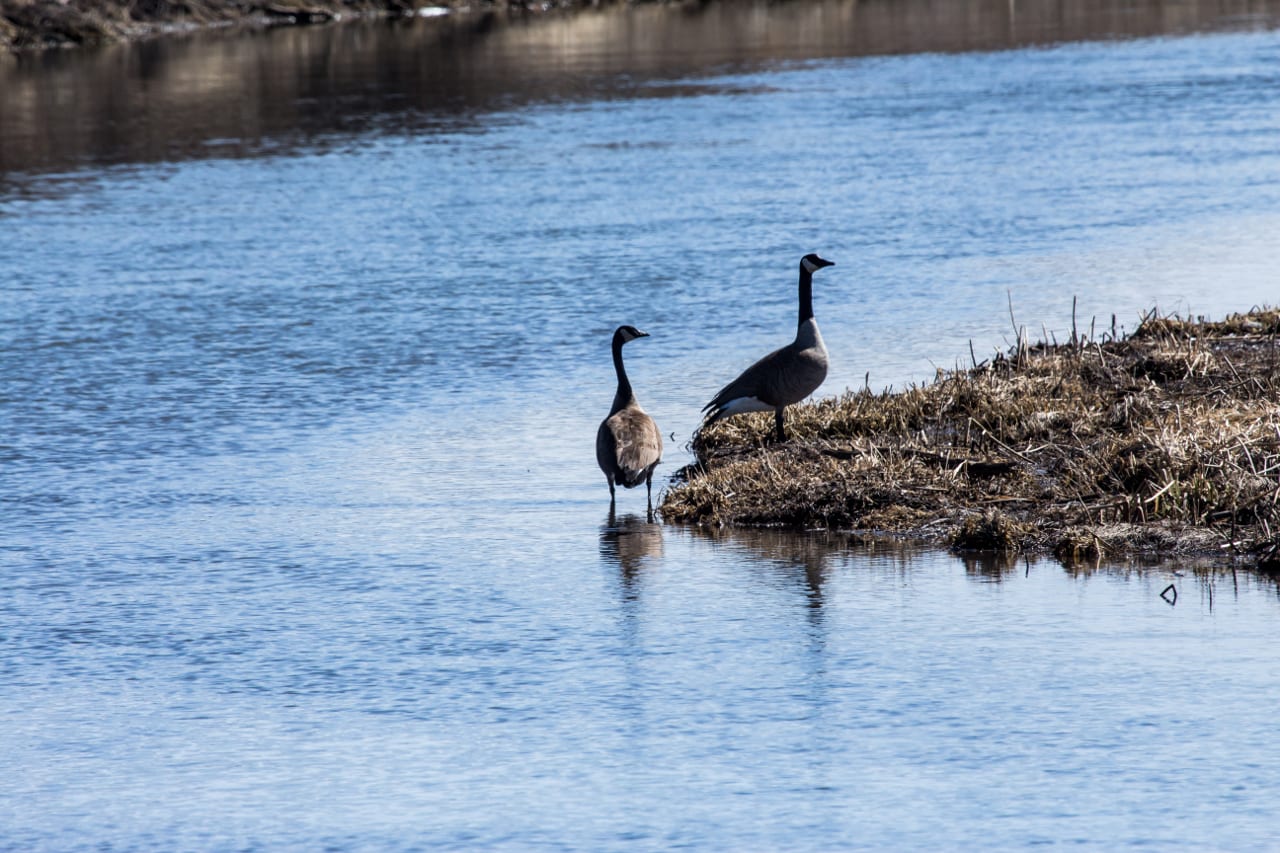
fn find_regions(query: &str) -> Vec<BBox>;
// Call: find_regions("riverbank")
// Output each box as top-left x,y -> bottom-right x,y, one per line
661,308 -> 1280,570
0,0 -> 611,50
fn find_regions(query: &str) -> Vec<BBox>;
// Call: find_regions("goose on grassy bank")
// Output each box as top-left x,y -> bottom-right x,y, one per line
700,253 -> 835,442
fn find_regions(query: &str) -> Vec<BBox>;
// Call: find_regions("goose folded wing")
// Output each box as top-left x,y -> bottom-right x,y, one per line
702,346 -> 793,421
609,409 -> 662,486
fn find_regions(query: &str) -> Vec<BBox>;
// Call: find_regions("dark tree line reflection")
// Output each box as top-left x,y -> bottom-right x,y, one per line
6,0 -> 1280,188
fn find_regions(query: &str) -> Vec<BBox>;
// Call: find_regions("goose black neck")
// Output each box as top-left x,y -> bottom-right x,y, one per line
611,334 -> 635,412
797,265 -> 815,327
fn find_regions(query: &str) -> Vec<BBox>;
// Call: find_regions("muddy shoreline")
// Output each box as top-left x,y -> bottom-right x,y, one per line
0,0 -> 625,51
661,308 -> 1280,571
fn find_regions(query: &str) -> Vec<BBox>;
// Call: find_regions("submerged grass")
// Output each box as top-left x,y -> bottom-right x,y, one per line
661,307 -> 1280,569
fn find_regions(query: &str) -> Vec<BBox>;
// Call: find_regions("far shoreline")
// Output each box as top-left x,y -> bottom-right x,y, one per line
0,0 -> 629,52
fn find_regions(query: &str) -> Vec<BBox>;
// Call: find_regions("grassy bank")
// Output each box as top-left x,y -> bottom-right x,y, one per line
0,0 -> 608,50
661,307 -> 1280,569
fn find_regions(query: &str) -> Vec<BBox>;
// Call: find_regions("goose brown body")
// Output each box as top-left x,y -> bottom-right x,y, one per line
597,325 -> 663,510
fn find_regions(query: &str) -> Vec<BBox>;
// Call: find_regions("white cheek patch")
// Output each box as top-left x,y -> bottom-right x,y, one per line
802,257 -> 818,274
719,396 -> 775,416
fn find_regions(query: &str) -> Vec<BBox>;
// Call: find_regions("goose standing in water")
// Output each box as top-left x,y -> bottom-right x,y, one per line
700,253 -> 835,442
597,325 -> 663,512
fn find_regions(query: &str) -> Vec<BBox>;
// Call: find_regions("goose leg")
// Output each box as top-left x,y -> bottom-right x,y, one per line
774,407 -> 786,443
646,473 -> 654,516
607,475 -> 616,508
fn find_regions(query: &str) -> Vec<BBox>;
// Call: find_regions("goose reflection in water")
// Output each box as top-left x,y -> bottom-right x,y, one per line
686,525 -> 842,611
960,552 -> 1022,580
599,511 -> 665,597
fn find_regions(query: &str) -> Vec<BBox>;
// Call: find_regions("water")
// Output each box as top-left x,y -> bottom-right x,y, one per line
4,0 -> 1280,847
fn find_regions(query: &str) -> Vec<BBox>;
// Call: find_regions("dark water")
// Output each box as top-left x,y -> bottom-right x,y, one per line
4,0 -> 1280,848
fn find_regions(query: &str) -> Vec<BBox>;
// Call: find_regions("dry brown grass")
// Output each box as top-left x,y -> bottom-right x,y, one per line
661,307 -> 1280,569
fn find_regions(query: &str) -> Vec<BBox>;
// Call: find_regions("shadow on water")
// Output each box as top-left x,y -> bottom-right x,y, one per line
5,0 -> 1280,189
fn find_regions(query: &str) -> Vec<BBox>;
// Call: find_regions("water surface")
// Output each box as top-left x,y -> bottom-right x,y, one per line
4,1 -> 1280,848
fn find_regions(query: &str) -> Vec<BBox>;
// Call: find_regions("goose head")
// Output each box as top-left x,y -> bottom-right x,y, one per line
801,254 -> 835,275
615,325 -> 650,344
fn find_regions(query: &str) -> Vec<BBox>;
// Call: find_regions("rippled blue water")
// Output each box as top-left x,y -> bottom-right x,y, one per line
4,6 -> 1280,849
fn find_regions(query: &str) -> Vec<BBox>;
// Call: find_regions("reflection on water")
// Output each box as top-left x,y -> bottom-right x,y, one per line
684,524 -> 847,606
958,550 -> 1025,579
5,0 -> 1280,183
681,522 -> 1280,608
599,510 -> 665,595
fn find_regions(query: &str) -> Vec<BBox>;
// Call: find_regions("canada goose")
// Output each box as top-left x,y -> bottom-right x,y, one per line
701,253 -> 835,442
597,325 -> 663,511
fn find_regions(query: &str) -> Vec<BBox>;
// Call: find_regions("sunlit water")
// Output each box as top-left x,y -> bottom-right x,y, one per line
4,1 -> 1280,848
